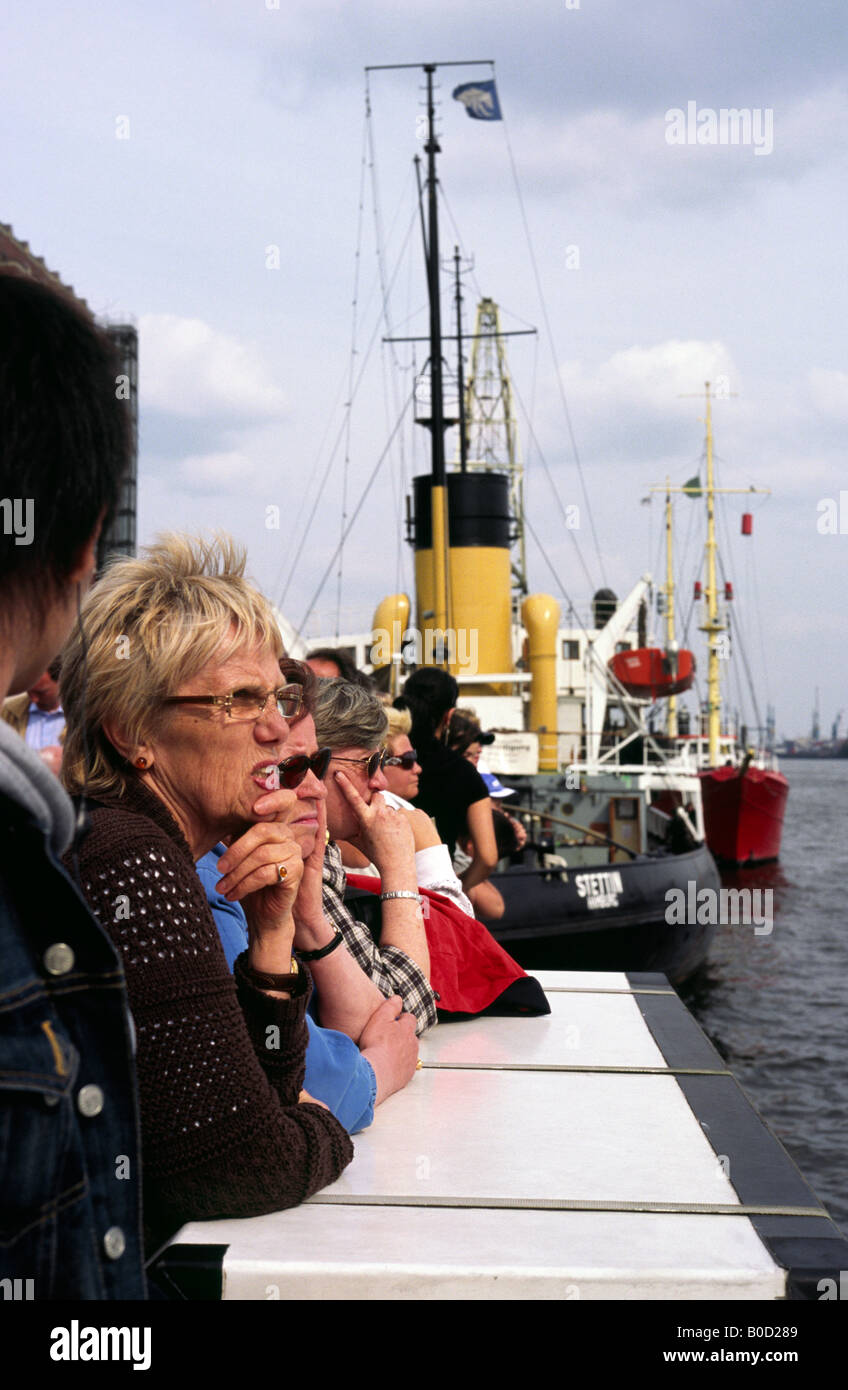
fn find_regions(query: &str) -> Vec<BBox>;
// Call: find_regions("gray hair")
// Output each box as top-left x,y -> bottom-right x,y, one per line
314,678 -> 388,750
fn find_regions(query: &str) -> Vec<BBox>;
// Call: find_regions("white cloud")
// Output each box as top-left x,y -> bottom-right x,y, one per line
562,339 -> 735,412
139,314 -> 287,421
808,367 -> 848,420
467,85 -> 848,210
178,450 -> 257,490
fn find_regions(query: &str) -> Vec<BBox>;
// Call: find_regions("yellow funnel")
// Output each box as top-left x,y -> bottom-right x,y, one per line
522,593 -> 560,771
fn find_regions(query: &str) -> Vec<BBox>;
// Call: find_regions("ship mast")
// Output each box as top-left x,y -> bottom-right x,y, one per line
664,481 -> 678,738
422,63 -> 451,643
701,384 -> 722,762
658,381 -> 769,764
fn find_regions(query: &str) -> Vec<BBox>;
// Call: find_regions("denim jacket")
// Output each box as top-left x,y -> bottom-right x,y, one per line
0,723 -> 146,1299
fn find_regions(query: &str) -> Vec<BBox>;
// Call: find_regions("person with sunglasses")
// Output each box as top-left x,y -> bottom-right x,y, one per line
197,669 -> 419,1129
348,705 -> 474,916
60,535 -> 354,1256
396,669 -> 498,894
310,680 -> 438,1035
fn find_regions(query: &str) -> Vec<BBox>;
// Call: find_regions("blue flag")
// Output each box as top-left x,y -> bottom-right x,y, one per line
452,79 -> 502,121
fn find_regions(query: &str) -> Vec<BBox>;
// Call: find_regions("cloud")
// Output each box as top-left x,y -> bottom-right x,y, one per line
563,339 -> 734,411
808,367 -> 848,421
178,450 -> 257,491
139,313 -> 287,422
453,85 -> 848,213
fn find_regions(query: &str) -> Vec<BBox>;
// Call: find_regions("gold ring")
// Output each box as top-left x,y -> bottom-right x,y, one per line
276,863 -> 288,883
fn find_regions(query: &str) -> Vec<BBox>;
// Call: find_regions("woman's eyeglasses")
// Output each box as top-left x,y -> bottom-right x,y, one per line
278,747 -> 332,789
163,684 -> 303,722
384,749 -> 418,771
329,749 -> 389,778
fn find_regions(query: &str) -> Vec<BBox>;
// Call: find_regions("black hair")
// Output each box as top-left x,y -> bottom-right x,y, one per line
396,667 -> 459,749
0,272 -> 128,627
306,646 -> 373,690
447,709 -> 484,756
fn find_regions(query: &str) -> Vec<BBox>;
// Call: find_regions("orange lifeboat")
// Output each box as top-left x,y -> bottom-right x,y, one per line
608,647 -> 696,699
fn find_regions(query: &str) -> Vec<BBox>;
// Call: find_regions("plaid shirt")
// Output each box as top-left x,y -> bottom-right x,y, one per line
322,842 -> 438,1034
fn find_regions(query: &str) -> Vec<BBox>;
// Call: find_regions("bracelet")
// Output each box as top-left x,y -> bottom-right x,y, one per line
297,929 -> 345,962
380,890 -> 422,904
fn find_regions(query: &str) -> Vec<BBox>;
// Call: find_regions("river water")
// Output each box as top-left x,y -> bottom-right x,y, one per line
680,758 -> 848,1234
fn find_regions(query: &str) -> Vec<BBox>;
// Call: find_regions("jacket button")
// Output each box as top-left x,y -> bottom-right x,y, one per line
43,943 -> 75,976
103,1227 -> 126,1260
77,1084 -> 105,1118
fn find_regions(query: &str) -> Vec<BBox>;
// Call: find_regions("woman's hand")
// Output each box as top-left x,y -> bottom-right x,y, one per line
335,770 -> 416,884
216,821 -> 304,956
292,799 -> 334,950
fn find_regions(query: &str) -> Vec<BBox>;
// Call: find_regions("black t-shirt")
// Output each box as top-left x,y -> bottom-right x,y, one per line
413,740 -> 490,856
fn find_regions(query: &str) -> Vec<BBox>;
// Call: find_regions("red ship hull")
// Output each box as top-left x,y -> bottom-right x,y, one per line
698,764 -> 789,864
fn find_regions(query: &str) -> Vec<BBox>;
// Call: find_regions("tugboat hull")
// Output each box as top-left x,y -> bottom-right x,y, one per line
489,843 -> 720,985
699,765 -> 788,864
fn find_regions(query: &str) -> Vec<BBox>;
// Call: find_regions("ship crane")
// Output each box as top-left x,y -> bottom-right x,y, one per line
459,296 -> 529,603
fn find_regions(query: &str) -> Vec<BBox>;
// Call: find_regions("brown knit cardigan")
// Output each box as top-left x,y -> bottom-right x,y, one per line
64,777 -> 353,1251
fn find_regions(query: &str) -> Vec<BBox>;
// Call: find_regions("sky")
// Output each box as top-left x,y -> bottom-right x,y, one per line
3,0 -> 847,738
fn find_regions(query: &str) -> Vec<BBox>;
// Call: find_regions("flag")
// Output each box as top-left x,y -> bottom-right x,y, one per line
683,474 -> 702,498
452,80 -> 502,121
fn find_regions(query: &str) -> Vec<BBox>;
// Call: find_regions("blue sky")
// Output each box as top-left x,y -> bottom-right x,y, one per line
4,0 -> 846,736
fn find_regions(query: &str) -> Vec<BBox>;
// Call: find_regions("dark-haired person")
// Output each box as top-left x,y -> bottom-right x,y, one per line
0,271 -> 146,1298
396,668 -> 497,892
305,646 -> 373,690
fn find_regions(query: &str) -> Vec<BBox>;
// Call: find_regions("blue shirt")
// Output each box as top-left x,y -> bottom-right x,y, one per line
24,703 -> 65,750
196,848 -> 376,1135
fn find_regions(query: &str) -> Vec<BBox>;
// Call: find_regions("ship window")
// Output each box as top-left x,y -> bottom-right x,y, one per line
561,639 -> 579,660
613,798 -> 638,820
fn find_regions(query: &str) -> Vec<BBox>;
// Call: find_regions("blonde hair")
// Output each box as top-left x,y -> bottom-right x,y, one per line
383,705 -> 412,746
61,533 -> 283,798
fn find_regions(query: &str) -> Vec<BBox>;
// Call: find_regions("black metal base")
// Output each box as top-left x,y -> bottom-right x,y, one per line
488,844 -> 721,985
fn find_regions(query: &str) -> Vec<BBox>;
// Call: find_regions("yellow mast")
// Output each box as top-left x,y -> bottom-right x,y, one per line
656,381 -> 769,763
701,383 -> 722,762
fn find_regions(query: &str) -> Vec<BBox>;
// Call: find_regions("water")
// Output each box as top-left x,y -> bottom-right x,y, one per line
681,759 -> 848,1233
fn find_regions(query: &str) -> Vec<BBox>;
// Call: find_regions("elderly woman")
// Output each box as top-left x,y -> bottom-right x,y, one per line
59,535 -> 355,1251
311,681 -> 438,1034
197,660 -> 419,1130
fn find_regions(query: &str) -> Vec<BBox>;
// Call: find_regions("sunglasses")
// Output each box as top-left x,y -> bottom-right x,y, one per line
278,747 -> 333,789
330,749 -> 389,779
384,749 -> 418,771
